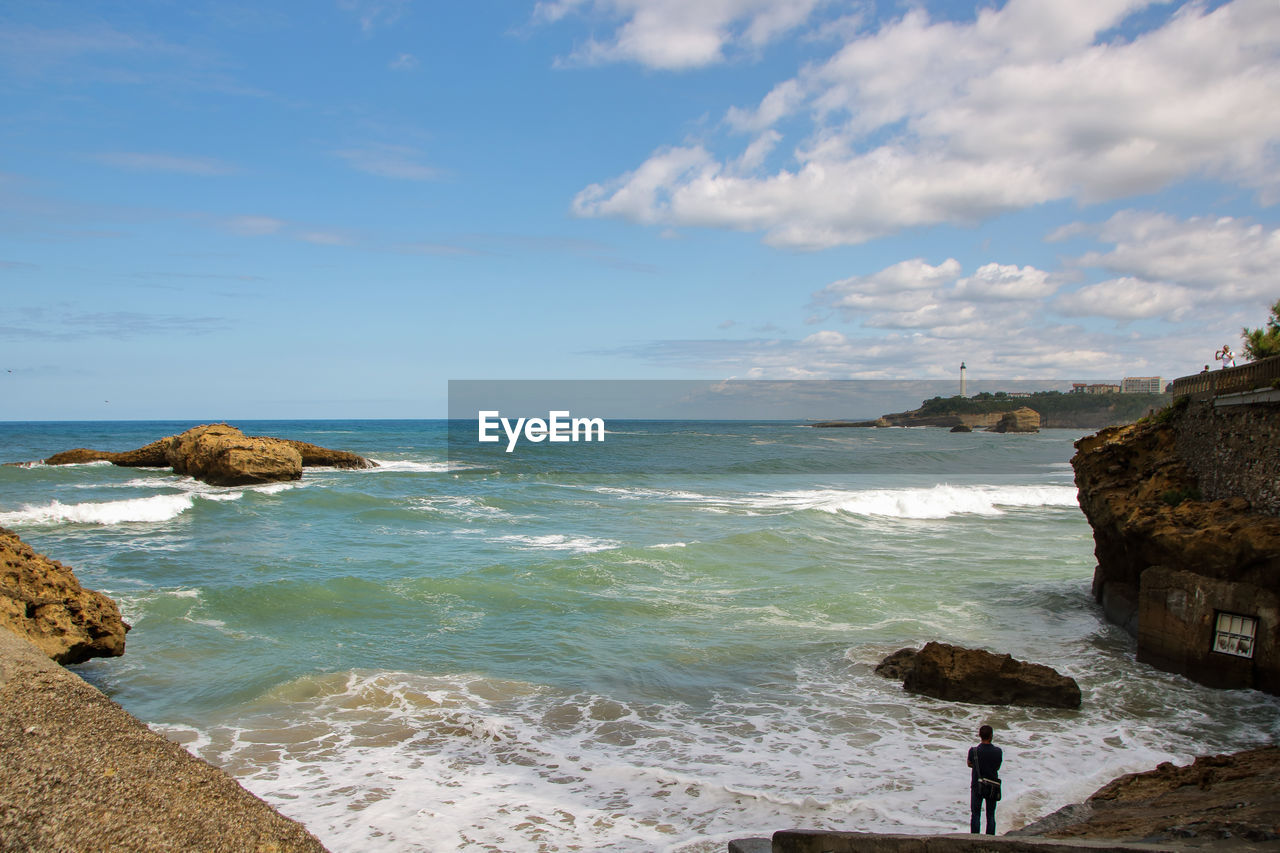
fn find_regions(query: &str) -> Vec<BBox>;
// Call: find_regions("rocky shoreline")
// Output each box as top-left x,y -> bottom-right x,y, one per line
0,526 -> 328,851
4,408 -> 1278,849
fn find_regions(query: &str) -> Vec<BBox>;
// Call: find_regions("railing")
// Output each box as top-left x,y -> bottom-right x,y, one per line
1168,354 -> 1280,399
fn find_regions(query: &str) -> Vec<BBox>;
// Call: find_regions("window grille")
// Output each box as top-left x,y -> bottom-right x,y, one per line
1212,612 -> 1257,659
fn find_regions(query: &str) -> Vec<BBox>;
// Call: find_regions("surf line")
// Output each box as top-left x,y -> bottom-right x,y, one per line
477,410 -> 605,453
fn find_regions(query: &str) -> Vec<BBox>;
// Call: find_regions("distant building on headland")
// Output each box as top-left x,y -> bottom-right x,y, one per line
1121,376 -> 1164,394
1069,378 -> 1163,395
1072,382 -> 1123,395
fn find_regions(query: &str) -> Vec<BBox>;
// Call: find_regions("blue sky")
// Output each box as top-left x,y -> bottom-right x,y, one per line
2,0 -> 1277,419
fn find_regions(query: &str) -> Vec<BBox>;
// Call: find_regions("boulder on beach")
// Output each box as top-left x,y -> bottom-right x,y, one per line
0,527 -> 127,664
38,424 -> 375,487
877,641 -> 1082,708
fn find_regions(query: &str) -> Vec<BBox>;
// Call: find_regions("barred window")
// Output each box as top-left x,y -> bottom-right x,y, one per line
1212,612 -> 1257,659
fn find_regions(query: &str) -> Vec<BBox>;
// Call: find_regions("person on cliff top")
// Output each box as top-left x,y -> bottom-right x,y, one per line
967,724 -> 1003,835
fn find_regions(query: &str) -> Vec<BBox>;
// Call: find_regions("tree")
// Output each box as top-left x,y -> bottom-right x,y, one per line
1242,299 -> 1280,361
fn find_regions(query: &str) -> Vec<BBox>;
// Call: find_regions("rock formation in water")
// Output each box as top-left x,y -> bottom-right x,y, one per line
1016,746 -> 1280,844
0,527 -> 126,664
876,642 -> 1081,709
40,424 -> 376,487
1072,399 -> 1280,694
988,406 -> 1040,433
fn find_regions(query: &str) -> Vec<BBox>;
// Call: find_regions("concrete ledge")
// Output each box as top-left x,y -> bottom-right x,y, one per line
0,628 -> 328,852
756,830 -> 1211,852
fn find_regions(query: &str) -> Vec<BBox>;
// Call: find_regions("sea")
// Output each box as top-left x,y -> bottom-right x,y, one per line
1,419 -> 1278,852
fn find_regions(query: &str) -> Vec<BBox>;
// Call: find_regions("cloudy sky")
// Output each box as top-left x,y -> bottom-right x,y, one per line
2,0 -> 1277,418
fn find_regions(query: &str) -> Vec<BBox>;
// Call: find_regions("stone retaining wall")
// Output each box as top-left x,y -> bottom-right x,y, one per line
1172,396 -> 1280,516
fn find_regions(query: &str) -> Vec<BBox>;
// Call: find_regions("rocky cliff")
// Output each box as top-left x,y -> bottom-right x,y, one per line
1072,397 -> 1280,693
41,423 -> 376,487
1016,746 -> 1280,844
0,527 -> 127,664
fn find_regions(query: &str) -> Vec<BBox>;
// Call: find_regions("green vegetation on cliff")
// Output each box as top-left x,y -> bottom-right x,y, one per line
917,390 -> 1169,425
1242,298 -> 1280,361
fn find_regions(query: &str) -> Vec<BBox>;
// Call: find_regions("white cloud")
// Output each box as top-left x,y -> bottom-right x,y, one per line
1046,210 -> 1280,321
1076,210 -> 1280,302
954,263 -> 1056,301
817,258 -> 962,314
1054,277 -> 1198,321
574,0 -> 1280,247
389,52 -> 418,70
537,0 -> 826,70
225,215 -> 285,236
336,144 -> 438,180
338,0 -> 410,33
92,152 -> 238,176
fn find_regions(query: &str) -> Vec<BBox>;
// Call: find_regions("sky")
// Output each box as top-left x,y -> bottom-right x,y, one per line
2,0 -> 1278,419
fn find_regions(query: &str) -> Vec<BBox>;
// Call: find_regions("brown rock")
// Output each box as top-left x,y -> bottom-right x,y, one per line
112,438 -> 169,467
899,641 -> 1081,708
0,527 -> 127,664
37,426 -> 374,485
1072,410 -> 1280,693
1020,746 -> 1280,844
988,406 -> 1041,433
283,439 -> 377,469
43,448 -> 118,465
873,647 -> 919,680
164,424 -> 303,487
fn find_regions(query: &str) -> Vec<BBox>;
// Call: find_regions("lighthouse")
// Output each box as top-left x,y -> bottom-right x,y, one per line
960,362 -> 967,398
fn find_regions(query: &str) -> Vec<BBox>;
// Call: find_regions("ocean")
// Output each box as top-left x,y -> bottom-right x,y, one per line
2,419 -> 1277,852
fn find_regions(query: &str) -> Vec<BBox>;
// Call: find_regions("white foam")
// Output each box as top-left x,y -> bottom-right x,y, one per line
720,484 -> 1080,520
491,533 -> 620,553
0,476 -> 296,525
0,493 -> 212,525
366,459 -> 454,473
650,542 -> 688,549
164,666 -> 1280,853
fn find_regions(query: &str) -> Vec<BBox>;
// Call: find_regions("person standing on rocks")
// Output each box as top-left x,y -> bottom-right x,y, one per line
967,724 -> 1003,835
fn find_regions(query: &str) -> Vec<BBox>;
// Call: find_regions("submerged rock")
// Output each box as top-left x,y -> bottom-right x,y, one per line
0,527 -> 127,664
879,641 -> 1081,708
38,424 -> 375,487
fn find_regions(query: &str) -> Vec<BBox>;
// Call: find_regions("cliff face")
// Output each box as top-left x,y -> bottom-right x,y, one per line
0,527 -> 127,664
1072,399 -> 1280,693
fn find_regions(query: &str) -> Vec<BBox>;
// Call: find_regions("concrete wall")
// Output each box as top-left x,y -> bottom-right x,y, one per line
1136,567 -> 1280,695
1173,397 -> 1280,516
742,830 -> 1178,852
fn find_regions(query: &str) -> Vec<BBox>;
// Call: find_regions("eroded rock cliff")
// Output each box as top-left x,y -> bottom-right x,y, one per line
0,527 -> 126,664
1072,399 -> 1280,693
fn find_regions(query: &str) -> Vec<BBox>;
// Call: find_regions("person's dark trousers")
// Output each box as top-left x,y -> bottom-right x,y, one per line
970,788 -> 996,834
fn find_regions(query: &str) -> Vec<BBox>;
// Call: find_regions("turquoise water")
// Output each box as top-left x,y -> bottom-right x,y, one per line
2,420 -> 1278,851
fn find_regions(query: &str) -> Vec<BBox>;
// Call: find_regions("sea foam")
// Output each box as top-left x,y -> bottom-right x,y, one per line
0,480 -> 298,526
